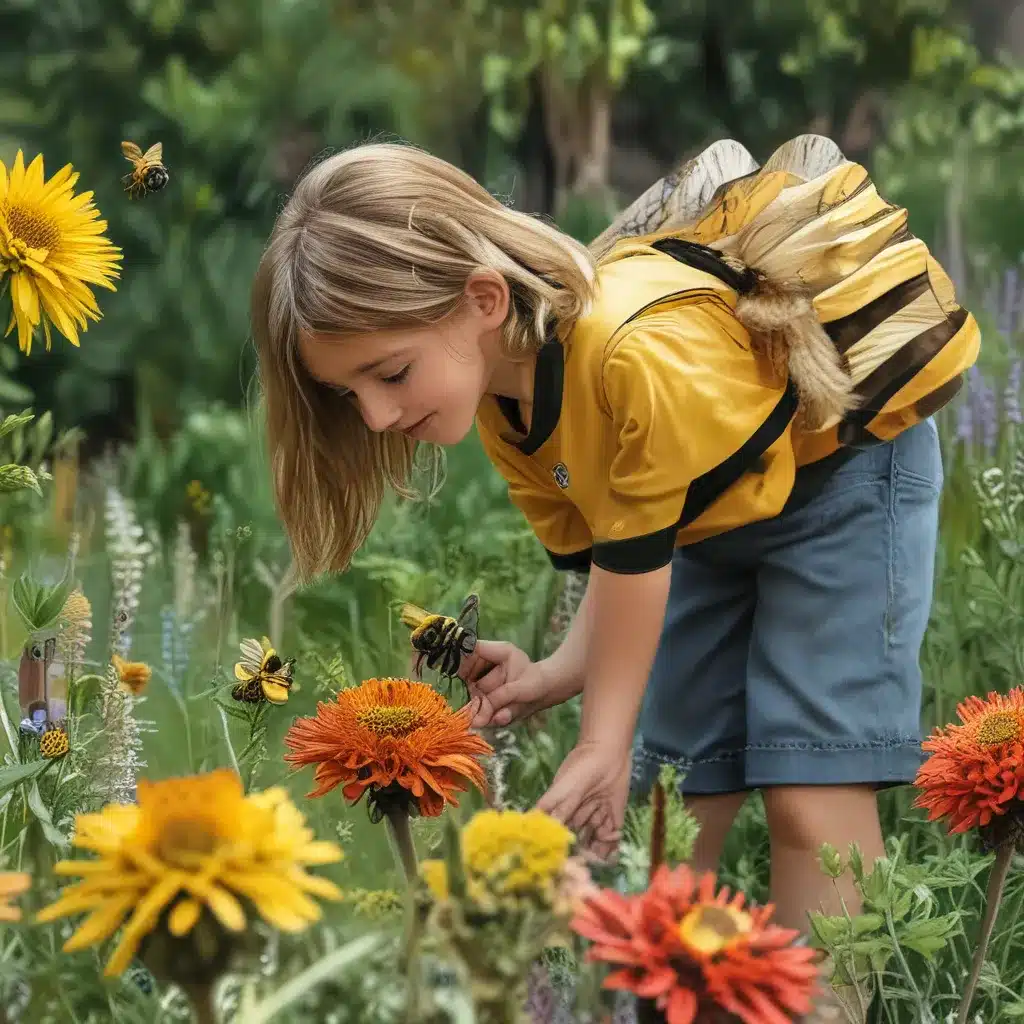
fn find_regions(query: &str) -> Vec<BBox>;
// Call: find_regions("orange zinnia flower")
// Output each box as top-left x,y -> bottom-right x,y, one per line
571,864 -> 818,1024
284,677 -> 492,818
914,688 -> 1024,840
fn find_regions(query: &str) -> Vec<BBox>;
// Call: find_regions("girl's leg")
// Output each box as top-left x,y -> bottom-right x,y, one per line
762,784 -> 884,930
744,418 -> 943,931
686,792 -> 751,874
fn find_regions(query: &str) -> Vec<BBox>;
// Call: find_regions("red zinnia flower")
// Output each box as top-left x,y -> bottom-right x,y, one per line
571,864 -> 818,1024
914,688 -> 1024,836
284,677 -> 492,817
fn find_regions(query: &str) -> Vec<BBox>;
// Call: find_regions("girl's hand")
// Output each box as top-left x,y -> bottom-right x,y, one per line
459,641 -> 580,728
536,740 -> 631,862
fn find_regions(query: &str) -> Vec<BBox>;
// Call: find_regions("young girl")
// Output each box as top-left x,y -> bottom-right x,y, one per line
250,137 -> 979,950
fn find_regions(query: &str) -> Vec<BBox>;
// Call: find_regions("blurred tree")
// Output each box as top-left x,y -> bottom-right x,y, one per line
0,0 -> 422,444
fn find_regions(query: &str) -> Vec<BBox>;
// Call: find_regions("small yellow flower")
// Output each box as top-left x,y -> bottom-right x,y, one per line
36,768 -> 343,976
346,887 -> 404,920
461,809 -> 574,899
0,871 -> 31,922
0,151 -> 122,355
186,480 -> 211,516
420,859 -> 450,902
40,724 -> 69,759
112,653 -> 151,696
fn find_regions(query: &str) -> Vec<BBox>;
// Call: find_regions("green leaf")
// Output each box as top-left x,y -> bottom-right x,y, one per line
33,579 -> 75,633
212,697 -> 249,722
0,759 -> 50,798
11,573 -> 42,631
70,674 -> 106,717
0,410 -> 33,440
27,780 -> 67,849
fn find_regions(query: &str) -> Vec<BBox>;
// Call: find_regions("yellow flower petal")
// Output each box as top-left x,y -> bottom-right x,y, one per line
63,891 -> 138,950
168,898 -> 202,937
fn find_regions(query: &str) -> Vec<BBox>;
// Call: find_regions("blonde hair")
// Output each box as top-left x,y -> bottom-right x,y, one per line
251,141 -> 596,583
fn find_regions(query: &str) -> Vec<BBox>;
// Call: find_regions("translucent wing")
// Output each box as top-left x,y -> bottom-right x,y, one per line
590,139 -> 759,257
142,142 -> 163,164
238,637 -> 265,670
121,141 -> 143,163
760,134 -> 847,181
457,593 -> 479,635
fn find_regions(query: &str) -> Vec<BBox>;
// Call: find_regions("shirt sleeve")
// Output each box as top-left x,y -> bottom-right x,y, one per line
593,311 -> 787,574
476,422 -> 594,572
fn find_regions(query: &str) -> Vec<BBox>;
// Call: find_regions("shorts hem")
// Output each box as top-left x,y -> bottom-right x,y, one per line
632,739 -> 925,796
744,739 -> 925,788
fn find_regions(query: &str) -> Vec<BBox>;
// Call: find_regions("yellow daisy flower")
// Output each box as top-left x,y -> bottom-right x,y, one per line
0,151 -> 122,355
36,768 -> 342,977
0,871 -> 31,922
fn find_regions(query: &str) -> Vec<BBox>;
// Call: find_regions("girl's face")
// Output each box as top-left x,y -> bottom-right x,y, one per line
298,273 -> 514,446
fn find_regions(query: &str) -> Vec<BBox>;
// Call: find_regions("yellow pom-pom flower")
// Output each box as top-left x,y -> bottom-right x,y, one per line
461,809 -> 574,899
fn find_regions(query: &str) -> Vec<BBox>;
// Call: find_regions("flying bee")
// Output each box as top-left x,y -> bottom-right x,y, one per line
120,140 -> 169,198
400,593 -> 479,684
232,636 -> 295,705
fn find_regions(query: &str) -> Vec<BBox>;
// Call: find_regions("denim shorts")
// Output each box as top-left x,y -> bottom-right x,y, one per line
632,418 -> 943,796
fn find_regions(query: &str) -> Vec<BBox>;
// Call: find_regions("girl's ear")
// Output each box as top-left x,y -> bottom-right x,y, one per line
464,270 -> 510,327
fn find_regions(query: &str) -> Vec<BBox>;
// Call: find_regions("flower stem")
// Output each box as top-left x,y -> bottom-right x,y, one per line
956,841 -> 1015,1024
384,805 -> 419,885
184,983 -> 218,1024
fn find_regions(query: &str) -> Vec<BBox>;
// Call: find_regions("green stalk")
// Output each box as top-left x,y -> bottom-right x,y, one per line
384,804 -> 419,885
956,842 -> 1015,1024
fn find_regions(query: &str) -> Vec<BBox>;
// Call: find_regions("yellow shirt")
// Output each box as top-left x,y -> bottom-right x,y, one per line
475,241 -> 978,574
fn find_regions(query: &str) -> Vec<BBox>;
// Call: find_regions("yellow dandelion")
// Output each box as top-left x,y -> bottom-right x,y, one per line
0,151 -> 122,355
36,768 -> 343,977
112,653 -> 152,696
0,871 -> 31,922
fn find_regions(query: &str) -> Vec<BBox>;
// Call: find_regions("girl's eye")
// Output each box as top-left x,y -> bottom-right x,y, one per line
382,365 -> 411,385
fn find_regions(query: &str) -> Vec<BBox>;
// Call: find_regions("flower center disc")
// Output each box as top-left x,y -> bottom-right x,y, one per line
3,202 -> 60,253
974,710 -> 1022,747
678,904 -> 752,956
157,819 -> 219,864
357,704 -> 424,738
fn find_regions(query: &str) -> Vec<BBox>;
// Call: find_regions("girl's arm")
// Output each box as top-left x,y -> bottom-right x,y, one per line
577,564 -> 672,754
539,581 -> 593,695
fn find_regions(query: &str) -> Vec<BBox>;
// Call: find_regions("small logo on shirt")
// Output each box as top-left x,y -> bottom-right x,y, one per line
552,462 -> 570,489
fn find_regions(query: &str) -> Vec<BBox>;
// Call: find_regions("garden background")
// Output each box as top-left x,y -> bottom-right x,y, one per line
3,0 -> 1024,1020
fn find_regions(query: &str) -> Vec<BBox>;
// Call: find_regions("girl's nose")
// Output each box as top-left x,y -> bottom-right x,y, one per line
357,393 -> 402,433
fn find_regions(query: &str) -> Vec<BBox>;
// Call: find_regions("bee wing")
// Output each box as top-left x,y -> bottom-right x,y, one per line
457,593 -> 480,635
121,141 -> 143,162
142,142 -> 163,164
399,603 -> 431,629
239,638 -> 265,665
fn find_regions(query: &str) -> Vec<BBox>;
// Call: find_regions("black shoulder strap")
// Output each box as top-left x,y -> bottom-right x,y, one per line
648,236 -> 800,528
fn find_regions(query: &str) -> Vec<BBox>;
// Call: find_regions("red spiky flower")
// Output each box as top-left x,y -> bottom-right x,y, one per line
571,864 -> 818,1024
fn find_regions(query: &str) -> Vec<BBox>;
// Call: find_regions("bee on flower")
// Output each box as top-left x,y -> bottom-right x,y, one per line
232,636 -> 294,705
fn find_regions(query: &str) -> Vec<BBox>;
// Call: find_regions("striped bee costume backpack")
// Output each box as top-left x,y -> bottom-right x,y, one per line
589,134 -> 979,466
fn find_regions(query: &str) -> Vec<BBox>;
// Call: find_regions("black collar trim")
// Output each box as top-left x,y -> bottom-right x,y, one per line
496,338 -> 564,455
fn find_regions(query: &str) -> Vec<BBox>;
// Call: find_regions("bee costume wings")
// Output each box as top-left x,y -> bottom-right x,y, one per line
586,134 -> 979,453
